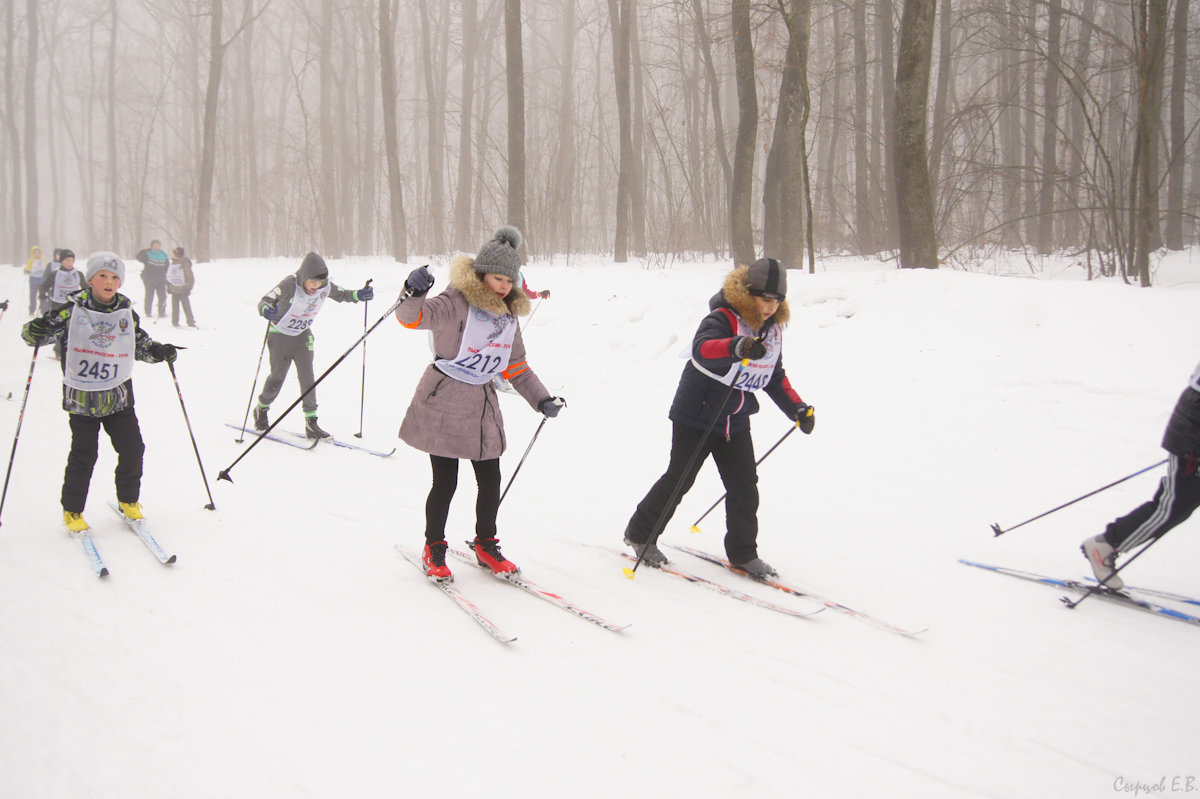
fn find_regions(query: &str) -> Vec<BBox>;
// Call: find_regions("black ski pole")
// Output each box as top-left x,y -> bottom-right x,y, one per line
990,459 -> 1168,536
498,416 -> 548,507
690,420 -> 801,533
1062,534 -> 1170,609
0,345 -> 39,527
355,279 -> 372,439
218,284 -> 419,483
235,323 -> 271,443
167,360 -> 216,510
624,359 -> 751,579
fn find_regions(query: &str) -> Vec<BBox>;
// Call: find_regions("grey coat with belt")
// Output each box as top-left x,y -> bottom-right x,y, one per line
396,256 -> 549,461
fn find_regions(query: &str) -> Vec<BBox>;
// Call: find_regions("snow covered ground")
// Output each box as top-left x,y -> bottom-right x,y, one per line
1,251 -> 1198,798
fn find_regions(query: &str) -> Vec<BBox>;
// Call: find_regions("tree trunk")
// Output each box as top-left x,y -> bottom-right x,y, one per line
318,0 -> 338,256
1131,0 -> 1168,286
504,0 -> 527,251
877,0 -> 898,251
763,0 -> 809,272
629,4 -> 647,256
1163,0 -> 1189,249
607,0 -> 632,262
379,0 -> 408,261
4,0 -> 22,262
730,0 -> 758,266
106,0 -> 118,247
196,0 -> 224,262
691,0 -> 732,253
853,0 -> 871,252
419,0 -> 446,254
454,0 -> 478,252
892,0 -> 938,269
1036,0 -> 1063,253
23,0 -> 38,247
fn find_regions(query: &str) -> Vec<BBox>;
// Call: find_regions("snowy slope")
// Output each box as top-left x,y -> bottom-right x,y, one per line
1,253 -> 1198,799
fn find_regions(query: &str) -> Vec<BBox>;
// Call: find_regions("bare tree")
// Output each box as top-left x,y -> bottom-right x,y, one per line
730,0 -> 757,266
505,0 -> 527,247
4,0 -> 22,262
892,0 -> 937,268
1129,0 -> 1168,286
24,0 -> 39,246
763,0 -> 811,272
607,0 -> 633,262
379,0 -> 408,261
1163,0 -> 1189,249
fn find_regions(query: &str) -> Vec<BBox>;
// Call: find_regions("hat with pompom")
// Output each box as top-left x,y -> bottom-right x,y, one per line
473,226 -> 523,282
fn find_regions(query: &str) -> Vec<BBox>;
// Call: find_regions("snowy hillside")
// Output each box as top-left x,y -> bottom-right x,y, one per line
1,253 -> 1198,798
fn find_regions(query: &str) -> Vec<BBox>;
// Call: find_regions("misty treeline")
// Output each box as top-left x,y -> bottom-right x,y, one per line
0,0 -> 1195,282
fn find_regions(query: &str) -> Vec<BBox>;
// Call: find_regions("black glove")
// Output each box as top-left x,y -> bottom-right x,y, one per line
356,280 -> 374,302
405,266 -> 435,296
538,290 -> 550,299
0,299 -> 8,311
260,303 -> 279,321
538,396 -> 566,418
793,403 -> 815,434
148,342 -> 178,363
733,336 -> 767,360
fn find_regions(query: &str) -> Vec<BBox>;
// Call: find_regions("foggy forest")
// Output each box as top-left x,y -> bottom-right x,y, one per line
0,0 -> 1195,283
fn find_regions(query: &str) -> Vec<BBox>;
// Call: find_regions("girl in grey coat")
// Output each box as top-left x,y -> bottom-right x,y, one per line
396,226 -> 565,581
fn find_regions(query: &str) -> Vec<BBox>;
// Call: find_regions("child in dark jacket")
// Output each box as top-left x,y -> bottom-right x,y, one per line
166,246 -> 197,327
21,252 -> 179,533
624,258 -> 814,578
1081,358 -> 1200,589
254,252 -> 373,440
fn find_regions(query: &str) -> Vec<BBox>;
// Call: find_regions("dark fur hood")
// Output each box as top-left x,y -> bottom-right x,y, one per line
711,265 -> 791,330
448,254 -> 532,317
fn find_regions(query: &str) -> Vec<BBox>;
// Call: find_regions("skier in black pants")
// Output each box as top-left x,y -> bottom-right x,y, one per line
20,251 -> 179,533
623,258 -> 814,578
1082,358 -> 1200,589
254,252 -> 373,440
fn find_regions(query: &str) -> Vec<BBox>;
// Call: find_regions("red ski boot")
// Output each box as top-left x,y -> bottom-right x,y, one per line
472,537 -> 519,575
422,541 -> 452,581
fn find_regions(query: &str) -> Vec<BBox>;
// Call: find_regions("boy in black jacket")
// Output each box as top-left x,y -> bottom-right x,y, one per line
624,258 -> 814,578
1082,359 -> 1200,589
21,252 -> 179,533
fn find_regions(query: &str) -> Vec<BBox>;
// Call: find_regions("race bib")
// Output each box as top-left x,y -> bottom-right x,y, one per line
692,315 -> 781,392
50,269 -> 82,304
63,306 -> 136,392
29,259 -> 47,279
166,262 -> 186,287
435,306 -> 517,385
273,283 -> 330,336
1189,360 -> 1200,393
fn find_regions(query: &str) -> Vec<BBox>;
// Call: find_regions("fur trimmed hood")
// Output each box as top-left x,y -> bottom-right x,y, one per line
716,265 -> 790,330
449,254 -> 532,317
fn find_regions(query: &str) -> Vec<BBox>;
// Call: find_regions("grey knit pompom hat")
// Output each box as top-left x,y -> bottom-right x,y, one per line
472,226 -> 523,282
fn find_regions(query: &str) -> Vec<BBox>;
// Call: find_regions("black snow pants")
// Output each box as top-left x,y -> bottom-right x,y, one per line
61,408 -> 145,513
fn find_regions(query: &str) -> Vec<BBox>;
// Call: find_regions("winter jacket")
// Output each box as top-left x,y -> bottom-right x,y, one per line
21,289 -> 167,417
167,256 -> 195,296
39,262 -> 83,308
1162,359 -> 1200,457
135,248 -> 169,284
396,256 -> 549,461
669,266 -> 805,438
24,247 -> 47,284
257,253 -> 359,333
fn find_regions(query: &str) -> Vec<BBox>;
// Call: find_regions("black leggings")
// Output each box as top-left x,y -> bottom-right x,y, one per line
62,408 -> 145,513
424,455 -> 501,545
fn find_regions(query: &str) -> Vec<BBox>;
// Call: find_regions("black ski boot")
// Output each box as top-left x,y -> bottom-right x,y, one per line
253,404 -> 270,432
304,416 -> 332,440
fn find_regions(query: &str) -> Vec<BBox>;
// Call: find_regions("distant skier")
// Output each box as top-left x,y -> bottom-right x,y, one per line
166,246 -> 197,327
20,251 -> 180,533
39,249 -> 82,314
1082,358 -> 1200,589
395,226 -> 565,581
134,240 -> 170,319
253,252 -> 373,440
24,245 -> 48,316
623,258 -> 814,578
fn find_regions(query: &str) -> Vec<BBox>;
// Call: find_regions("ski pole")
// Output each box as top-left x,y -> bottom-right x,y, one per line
498,416 -> 548,506
1062,533 -> 1170,609
0,298 -> 9,324
624,359 -> 750,579
990,459 -> 1168,536
235,323 -> 271,443
690,421 -> 801,533
167,360 -> 217,510
218,284 -> 419,483
0,345 -> 39,527
355,279 -> 372,439
520,297 -> 542,333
